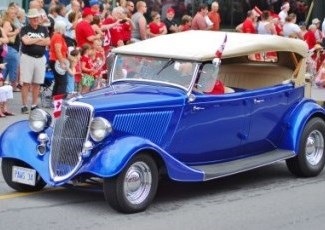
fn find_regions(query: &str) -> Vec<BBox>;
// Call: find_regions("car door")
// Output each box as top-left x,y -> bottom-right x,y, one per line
170,92 -> 250,164
242,84 -> 295,155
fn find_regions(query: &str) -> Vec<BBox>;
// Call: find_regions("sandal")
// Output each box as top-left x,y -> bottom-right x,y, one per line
3,111 -> 14,116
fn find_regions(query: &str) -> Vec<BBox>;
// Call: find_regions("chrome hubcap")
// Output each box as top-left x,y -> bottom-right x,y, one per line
305,130 -> 324,166
124,161 -> 152,205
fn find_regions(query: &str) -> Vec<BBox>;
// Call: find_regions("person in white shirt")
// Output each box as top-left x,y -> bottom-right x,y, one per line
282,13 -> 303,39
278,2 -> 290,26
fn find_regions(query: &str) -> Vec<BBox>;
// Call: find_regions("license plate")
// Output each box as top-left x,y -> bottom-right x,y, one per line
12,166 -> 36,186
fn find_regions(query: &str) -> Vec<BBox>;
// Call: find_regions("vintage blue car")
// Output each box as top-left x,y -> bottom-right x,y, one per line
1,31 -> 325,213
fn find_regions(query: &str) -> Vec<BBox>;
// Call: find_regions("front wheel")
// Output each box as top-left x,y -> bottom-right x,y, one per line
1,158 -> 46,192
103,154 -> 158,213
286,118 -> 325,177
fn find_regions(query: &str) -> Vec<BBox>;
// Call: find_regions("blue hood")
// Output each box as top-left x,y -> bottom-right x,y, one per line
75,82 -> 187,111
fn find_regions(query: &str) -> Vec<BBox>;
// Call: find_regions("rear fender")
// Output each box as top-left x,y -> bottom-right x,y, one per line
279,99 -> 325,152
80,136 -> 204,182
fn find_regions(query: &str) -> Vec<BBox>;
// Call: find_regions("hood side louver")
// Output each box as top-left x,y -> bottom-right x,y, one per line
113,111 -> 173,144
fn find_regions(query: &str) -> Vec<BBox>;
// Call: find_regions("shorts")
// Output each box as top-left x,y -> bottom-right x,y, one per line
81,74 -> 95,87
20,53 -> 46,84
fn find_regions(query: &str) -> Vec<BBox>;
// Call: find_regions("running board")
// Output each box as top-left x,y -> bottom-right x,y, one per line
191,150 -> 295,181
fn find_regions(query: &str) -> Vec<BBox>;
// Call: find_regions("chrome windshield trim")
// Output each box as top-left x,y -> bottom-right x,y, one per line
112,78 -> 190,92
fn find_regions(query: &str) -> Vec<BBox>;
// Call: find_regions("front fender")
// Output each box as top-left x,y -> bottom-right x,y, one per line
0,121 -> 53,185
280,99 -> 325,152
80,136 -> 204,182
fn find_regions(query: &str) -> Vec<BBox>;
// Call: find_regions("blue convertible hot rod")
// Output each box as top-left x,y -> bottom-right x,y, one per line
1,31 -> 325,213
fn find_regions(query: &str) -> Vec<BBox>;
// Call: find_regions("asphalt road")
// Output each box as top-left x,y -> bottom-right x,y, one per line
0,92 -> 325,230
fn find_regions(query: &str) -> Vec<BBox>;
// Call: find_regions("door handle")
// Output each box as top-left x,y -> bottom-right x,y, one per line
254,98 -> 265,104
193,106 -> 205,111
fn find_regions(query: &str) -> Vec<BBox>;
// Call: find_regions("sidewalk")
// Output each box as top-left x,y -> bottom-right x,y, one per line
0,91 -> 53,133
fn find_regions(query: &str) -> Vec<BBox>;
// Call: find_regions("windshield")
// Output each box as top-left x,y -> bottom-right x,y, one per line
111,55 -> 198,91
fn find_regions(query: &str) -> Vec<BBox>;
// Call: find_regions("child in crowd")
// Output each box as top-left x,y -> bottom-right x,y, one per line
315,60 -> 325,88
178,15 -> 192,32
66,49 -> 81,96
0,63 -> 14,117
92,38 -> 106,90
80,44 -> 95,94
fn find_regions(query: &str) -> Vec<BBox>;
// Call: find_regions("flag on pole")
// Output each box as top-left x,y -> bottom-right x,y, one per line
252,6 -> 262,17
53,94 -> 64,118
215,34 -> 228,59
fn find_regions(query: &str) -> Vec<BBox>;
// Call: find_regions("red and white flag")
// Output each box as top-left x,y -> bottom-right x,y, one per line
252,6 -> 262,17
215,34 -> 228,59
53,94 -> 64,119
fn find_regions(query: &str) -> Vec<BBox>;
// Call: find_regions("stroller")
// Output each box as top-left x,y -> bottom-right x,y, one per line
40,50 -> 54,108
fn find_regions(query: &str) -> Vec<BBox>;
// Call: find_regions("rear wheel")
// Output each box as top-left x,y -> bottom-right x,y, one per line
286,118 -> 325,177
1,158 -> 46,192
103,154 -> 158,213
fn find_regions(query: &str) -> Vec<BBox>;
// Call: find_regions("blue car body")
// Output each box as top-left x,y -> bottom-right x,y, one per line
1,81 -> 324,185
1,31 -> 325,213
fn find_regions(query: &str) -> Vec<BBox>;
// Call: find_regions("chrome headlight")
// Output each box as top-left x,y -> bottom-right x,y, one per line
29,109 -> 52,132
90,117 -> 112,142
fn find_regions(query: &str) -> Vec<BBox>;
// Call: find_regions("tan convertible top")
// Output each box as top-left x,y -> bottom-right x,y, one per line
113,30 -> 308,61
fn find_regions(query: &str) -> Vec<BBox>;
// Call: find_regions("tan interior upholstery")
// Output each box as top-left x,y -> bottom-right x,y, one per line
218,63 -> 294,90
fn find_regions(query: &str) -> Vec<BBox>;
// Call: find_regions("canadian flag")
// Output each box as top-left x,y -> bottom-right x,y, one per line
53,94 -> 64,118
252,6 -> 262,17
215,34 -> 228,59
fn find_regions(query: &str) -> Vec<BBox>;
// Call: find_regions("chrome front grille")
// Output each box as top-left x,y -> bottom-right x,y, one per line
50,102 -> 93,182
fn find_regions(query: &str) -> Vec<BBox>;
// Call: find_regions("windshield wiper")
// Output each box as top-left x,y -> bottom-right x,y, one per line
156,58 -> 174,76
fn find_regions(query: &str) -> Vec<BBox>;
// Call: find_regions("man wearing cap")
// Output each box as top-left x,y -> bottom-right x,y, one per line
75,7 -> 101,47
20,8 -> 50,114
163,7 -> 178,34
89,0 -> 100,15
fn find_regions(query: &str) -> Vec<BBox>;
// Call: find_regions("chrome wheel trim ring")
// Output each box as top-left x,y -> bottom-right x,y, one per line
305,130 -> 324,166
123,161 -> 152,205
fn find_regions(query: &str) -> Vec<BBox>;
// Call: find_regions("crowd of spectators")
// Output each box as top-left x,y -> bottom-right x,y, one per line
0,0 -> 324,116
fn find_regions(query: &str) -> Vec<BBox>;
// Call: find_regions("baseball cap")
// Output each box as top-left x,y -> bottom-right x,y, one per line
82,7 -> 95,17
89,0 -> 100,7
167,8 -> 175,14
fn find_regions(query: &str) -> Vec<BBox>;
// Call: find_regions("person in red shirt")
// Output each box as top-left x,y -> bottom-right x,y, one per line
102,6 -> 129,50
147,11 -> 167,37
92,38 -> 106,89
49,20 -> 68,97
178,15 -> 192,32
208,1 -> 221,31
191,4 -> 211,30
242,10 -> 258,34
80,44 -> 96,93
120,10 -> 133,44
75,7 -> 101,47
304,24 -> 317,50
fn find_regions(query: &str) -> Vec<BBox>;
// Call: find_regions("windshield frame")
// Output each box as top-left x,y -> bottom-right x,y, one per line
110,54 -> 200,94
